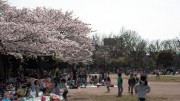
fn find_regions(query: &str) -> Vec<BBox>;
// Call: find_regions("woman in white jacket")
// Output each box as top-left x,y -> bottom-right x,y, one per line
134,75 -> 150,101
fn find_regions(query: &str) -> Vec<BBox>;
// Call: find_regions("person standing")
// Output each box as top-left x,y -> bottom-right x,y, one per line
117,73 -> 123,97
33,80 -> 40,97
128,74 -> 136,95
61,79 -> 69,101
134,75 -> 151,101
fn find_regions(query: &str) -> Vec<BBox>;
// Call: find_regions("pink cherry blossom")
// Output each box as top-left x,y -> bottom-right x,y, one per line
0,0 -> 94,63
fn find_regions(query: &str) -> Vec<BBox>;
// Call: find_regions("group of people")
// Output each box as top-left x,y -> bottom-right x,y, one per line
0,74 -> 69,101
31,76 -> 69,101
116,72 -> 151,101
0,68 -> 151,101
101,70 -> 150,101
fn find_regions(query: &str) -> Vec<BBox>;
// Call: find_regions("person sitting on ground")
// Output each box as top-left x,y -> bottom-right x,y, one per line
40,79 -> 46,94
45,76 -> 51,93
52,82 -> 61,96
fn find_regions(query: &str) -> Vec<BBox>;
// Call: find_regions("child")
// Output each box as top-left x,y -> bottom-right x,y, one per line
61,79 -> 68,101
117,73 -> 123,97
128,74 -> 136,95
134,75 -> 151,101
106,77 -> 111,92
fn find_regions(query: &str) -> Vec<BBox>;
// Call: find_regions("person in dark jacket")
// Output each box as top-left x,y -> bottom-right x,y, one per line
128,74 -> 136,95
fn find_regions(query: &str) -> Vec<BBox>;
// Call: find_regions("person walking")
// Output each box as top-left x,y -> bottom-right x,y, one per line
106,77 -> 111,93
134,75 -> 151,101
117,73 -> 123,97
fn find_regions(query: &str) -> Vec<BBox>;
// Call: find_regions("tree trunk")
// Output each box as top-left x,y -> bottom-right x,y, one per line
37,56 -> 43,79
0,54 -> 9,82
0,54 -> 5,81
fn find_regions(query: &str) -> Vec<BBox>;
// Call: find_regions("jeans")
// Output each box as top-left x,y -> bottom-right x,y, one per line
118,85 -> 123,96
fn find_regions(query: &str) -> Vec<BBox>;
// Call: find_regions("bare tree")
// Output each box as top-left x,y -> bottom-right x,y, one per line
124,32 -> 146,68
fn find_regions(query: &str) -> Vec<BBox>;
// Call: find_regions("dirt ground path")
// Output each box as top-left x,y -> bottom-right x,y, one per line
68,74 -> 180,101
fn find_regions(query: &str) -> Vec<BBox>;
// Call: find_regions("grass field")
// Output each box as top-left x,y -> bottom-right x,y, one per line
147,75 -> 180,82
70,94 -> 167,101
122,75 -> 180,82
68,74 -> 180,101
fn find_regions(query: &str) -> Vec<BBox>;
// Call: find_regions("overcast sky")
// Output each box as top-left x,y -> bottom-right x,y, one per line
8,0 -> 180,41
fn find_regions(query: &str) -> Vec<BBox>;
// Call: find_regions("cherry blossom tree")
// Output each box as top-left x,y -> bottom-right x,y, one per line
0,0 -> 94,63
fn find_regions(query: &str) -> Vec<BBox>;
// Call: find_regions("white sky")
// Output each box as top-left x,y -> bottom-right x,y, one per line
7,0 -> 180,41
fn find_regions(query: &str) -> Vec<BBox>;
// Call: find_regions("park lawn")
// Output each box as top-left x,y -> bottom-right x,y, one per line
91,95 -> 139,101
69,94 -> 167,101
147,75 -> 180,82
122,75 -> 180,82
92,95 -> 167,101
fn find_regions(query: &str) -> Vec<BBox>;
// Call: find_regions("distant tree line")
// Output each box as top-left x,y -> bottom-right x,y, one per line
92,28 -> 180,71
